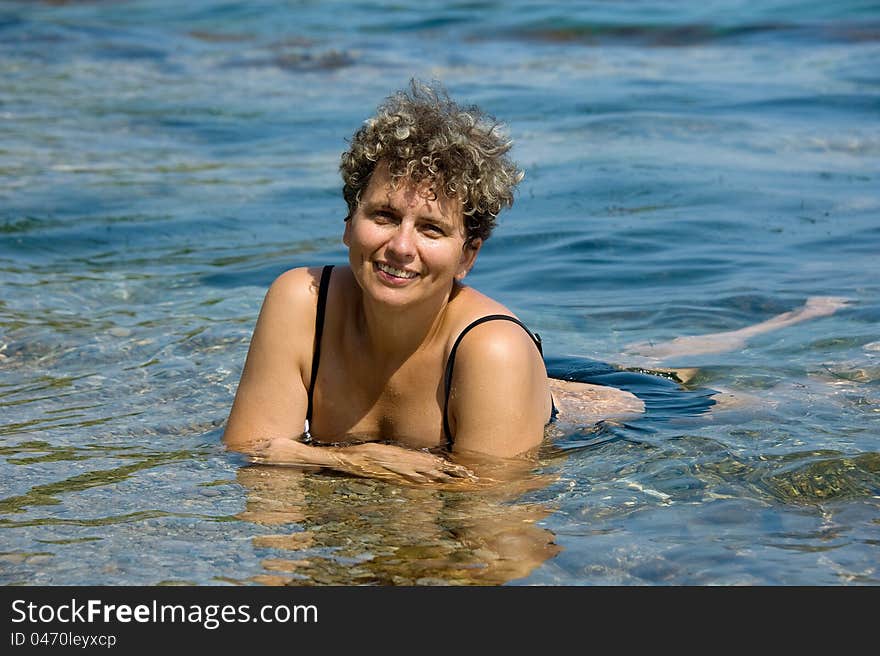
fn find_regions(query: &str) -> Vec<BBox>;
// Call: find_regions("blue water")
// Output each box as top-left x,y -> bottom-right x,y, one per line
1,0 -> 878,585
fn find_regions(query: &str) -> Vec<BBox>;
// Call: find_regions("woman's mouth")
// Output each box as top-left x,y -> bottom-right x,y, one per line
375,262 -> 418,280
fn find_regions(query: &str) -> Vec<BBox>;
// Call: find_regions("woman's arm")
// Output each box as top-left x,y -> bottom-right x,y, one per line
245,438 -> 477,485
223,267 -> 317,451
446,319 -> 552,458
223,268 -> 476,485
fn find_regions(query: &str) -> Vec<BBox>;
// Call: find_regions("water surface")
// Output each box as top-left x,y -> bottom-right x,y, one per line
1,0 -> 878,585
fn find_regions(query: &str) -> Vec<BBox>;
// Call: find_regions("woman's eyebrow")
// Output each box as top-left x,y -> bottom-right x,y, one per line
363,201 -> 400,215
361,197 -> 457,229
418,215 -> 453,229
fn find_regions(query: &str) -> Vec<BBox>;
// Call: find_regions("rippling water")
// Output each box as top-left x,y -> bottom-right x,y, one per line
2,0 -> 878,585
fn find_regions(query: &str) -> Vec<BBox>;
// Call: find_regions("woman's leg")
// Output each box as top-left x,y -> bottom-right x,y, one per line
553,297 -> 850,425
625,296 -> 851,360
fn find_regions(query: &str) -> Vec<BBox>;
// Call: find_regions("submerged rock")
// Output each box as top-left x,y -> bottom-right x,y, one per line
766,452 -> 880,503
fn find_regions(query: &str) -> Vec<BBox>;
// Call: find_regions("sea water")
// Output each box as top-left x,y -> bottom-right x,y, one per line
1,0 -> 878,585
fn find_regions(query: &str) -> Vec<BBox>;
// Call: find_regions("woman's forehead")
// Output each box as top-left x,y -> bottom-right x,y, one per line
365,162 -> 464,220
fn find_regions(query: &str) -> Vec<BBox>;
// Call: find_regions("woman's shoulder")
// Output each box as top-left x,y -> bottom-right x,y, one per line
269,265 -> 324,297
448,284 -> 521,328
445,284 -> 538,357
448,283 -> 512,320
443,286 -> 551,456
255,266 -> 330,335
266,265 -> 345,308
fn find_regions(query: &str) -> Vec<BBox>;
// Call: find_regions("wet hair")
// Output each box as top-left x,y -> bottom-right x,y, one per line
339,79 -> 524,244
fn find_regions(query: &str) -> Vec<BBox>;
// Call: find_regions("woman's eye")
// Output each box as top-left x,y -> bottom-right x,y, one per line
423,224 -> 445,236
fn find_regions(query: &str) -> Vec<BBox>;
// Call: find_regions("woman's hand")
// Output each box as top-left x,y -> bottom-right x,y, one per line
340,442 -> 478,485
244,437 -> 477,486
246,437 -> 337,468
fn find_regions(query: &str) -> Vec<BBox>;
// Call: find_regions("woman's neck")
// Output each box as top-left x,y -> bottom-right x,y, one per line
352,284 -> 458,367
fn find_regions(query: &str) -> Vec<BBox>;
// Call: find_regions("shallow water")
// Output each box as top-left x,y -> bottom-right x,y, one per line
1,0 -> 878,585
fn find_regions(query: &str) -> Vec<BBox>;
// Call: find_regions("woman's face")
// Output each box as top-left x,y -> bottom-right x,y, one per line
344,162 -> 481,309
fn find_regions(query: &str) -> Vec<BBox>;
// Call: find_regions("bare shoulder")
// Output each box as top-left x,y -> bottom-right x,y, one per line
445,284 -> 546,393
451,313 -> 542,364
446,291 -> 550,457
445,284 -> 520,337
256,266 -> 329,336
223,266 -> 326,449
242,265 -> 328,390
266,266 -> 323,308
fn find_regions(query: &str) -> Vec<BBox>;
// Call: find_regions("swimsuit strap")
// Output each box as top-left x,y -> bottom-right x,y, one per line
443,314 -> 544,449
305,265 -> 334,436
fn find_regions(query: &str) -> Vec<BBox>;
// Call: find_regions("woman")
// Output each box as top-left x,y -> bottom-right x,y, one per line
224,80 -> 643,483
223,80 -> 846,484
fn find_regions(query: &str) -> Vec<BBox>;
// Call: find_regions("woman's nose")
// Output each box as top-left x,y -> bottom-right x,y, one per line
386,223 -> 416,259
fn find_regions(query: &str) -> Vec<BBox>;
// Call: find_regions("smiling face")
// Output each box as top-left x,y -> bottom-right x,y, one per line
343,161 -> 481,310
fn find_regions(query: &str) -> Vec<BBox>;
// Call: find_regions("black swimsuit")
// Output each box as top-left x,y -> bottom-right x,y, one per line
303,264 -> 334,440
304,265 -> 556,448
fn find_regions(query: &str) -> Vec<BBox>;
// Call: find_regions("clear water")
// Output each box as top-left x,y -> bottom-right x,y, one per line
1,0 -> 878,585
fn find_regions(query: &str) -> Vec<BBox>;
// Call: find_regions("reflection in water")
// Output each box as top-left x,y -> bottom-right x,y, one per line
234,465 -> 562,586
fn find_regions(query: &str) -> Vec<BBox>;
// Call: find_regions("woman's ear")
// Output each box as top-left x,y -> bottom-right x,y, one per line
342,216 -> 352,247
456,238 -> 482,280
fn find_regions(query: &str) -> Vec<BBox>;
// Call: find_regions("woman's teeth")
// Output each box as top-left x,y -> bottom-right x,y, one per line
377,263 -> 417,279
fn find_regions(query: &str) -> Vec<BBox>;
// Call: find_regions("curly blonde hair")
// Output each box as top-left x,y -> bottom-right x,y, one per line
340,80 -> 523,244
